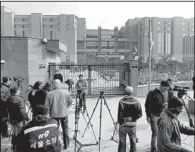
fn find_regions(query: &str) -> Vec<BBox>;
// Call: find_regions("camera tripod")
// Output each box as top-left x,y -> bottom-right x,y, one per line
73,91 -> 98,152
82,91 -> 116,152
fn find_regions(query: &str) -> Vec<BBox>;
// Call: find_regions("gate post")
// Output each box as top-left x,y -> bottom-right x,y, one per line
88,65 -> 92,96
129,60 -> 138,96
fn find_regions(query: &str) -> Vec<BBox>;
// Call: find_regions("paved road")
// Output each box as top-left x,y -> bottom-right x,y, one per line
2,92 -> 194,152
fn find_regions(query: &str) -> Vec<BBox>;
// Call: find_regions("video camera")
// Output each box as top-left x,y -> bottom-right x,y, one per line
173,86 -> 190,98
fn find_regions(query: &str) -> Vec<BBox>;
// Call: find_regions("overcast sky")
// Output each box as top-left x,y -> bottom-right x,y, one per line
2,2 -> 194,29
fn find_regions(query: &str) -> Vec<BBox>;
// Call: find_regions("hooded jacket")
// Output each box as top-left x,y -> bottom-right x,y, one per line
13,115 -> 61,152
45,80 -> 73,118
118,95 -> 142,126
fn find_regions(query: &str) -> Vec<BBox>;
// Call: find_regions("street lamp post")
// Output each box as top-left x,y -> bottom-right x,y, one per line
148,19 -> 154,91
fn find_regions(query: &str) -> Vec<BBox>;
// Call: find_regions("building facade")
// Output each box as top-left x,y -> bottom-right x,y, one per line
1,6 -> 77,63
1,36 -> 66,99
127,17 -> 194,62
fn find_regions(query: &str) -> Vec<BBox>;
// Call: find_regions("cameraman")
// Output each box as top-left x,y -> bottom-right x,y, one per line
118,86 -> 142,152
157,96 -> 195,152
75,74 -> 87,113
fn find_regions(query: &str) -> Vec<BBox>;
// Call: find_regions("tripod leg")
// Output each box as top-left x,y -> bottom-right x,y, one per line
98,96 -> 103,152
84,108 -> 98,143
81,113 -> 89,129
82,96 -> 101,137
103,97 -> 116,125
111,122 -> 118,141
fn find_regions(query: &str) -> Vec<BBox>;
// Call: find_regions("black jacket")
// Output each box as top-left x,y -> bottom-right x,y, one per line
118,95 -> 142,126
145,88 -> 165,117
7,95 -> 29,124
13,115 -> 61,152
34,89 -> 49,106
0,83 -> 11,118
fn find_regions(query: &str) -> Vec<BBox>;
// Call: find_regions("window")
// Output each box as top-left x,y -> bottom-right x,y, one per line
14,24 -> 16,28
50,18 -> 52,22
183,22 -> 185,25
192,28 -> 194,31
23,30 -> 25,37
23,25 -> 25,28
14,31 -> 16,36
168,21 -> 171,25
183,27 -> 185,31
158,21 -> 161,25
168,27 -> 171,31
50,31 -> 52,39
158,27 -> 161,30
50,25 -> 52,28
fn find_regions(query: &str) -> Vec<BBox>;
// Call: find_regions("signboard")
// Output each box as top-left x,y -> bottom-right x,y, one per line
39,64 -> 46,69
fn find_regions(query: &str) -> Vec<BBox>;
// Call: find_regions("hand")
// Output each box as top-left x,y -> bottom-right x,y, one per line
147,117 -> 151,124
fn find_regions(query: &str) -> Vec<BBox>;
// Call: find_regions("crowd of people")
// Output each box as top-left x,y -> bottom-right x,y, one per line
0,74 -> 195,152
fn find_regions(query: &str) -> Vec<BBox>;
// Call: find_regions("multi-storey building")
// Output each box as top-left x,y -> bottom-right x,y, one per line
77,26 -> 138,64
126,17 -> 194,62
1,6 -> 77,63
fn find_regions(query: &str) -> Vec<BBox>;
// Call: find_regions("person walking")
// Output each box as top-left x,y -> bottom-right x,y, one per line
45,79 -> 73,150
34,81 -> 53,106
7,86 -> 29,151
12,105 -> 61,152
28,81 -> 43,110
1,76 -> 12,137
157,96 -> 195,152
118,86 -> 142,152
145,80 -> 170,152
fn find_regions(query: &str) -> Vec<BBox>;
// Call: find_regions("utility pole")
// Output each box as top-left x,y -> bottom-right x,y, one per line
148,19 -> 153,91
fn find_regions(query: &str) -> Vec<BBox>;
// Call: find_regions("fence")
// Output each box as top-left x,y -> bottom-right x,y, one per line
48,63 -> 130,96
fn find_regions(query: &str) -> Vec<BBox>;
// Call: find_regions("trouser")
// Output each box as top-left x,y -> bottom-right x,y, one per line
1,117 -> 8,136
54,116 -> 69,149
11,121 -> 25,149
118,125 -> 137,152
150,115 -> 160,151
77,91 -> 86,110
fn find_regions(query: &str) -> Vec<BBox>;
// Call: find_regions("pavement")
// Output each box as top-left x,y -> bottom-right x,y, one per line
1,91 -> 194,152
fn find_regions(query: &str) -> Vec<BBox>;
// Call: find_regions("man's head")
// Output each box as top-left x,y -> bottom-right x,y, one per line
159,80 -> 170,92
2,77 -> 12,86
53,73 -> 63,83
168,96 -> 184,115
167,78 -> 172,86
33,105 -> 49,116
43,81 -> 53,91
125,86 -> 133,95
33,81 -> 43,90
79,74 -> 83,80
10,86 -> 20,96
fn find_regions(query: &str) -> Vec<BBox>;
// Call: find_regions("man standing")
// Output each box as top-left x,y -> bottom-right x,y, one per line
13,105 -> 61,152
75,74 -> 88,113
45,79 -> 73,150
118,86 -> 142,152
0,77 -> 12,137
157,96 -> 195,152
145,80 -> 170,152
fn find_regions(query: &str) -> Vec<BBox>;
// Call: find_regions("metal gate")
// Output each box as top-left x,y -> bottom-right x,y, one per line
48,63 -> 130,96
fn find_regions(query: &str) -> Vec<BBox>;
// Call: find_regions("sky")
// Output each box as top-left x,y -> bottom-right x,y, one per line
1,2 -> 194,29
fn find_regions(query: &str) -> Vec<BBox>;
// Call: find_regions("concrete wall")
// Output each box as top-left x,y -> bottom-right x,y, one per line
31,13 -> 42,39
2,12 -> 14,36
27,38 -> 48,85
77,18 -> 86,38
1,37 -> 29,96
